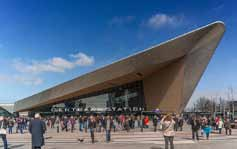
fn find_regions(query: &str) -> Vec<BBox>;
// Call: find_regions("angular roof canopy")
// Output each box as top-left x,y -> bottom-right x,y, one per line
14,21 -> 225,112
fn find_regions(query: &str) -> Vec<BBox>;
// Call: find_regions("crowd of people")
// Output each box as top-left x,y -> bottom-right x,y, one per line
0,113 -> 234,149
189,115 -> 232,141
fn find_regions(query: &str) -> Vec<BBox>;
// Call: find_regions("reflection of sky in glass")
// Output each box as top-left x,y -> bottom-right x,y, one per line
79,94 -> 108,109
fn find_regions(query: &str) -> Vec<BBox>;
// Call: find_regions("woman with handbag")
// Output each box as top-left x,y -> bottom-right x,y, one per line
0,116 -> 8,149
160,114 -> 175,149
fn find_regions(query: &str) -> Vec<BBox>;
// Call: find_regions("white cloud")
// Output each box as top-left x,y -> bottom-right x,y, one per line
13,52 -> 94,74
70,52 -> 94,66
147,13 -> 184,29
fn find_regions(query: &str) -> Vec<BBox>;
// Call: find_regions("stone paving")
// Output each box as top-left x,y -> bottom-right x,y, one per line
1,126 -> 237,149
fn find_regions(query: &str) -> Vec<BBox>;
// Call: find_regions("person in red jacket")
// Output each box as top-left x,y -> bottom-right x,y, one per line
144,116 -> 149,128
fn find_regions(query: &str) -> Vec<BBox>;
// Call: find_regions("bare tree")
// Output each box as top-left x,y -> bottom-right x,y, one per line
192,96 -> 216,112
227,86 -> 235,119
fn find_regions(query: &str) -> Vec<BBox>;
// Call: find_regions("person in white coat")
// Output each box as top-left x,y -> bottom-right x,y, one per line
160,115 -> 175,149
218,118 -> 224,134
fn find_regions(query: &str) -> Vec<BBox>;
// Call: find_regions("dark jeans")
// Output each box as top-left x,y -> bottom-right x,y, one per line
71,125 -> 74,133
16,124 -> 23,134
219,128 -> 222,134
79,123 -> 84,132
225,128 -> 231,135
174,124 -> 178,131
154,125 -> 157,132
0,134 -> 8,149
8,126 -> 13,134
90,129 -> 95,143
206,132 -> 209,139
164,136 -> 174,149
32,146 -> 41,149
106,130 -> 111,142
192,130 -> 199,140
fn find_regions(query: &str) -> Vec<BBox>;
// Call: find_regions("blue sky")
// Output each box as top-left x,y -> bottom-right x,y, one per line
0,0 -> 236,107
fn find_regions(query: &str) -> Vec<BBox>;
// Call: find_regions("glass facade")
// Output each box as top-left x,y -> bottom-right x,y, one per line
49,81 -> 145,113
0,107 -> 13,117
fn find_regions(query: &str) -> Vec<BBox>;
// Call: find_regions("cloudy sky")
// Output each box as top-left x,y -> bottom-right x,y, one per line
0,0 -> 236,107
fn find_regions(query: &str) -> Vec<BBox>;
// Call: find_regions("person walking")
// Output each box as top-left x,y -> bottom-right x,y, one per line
224,118 -> 231,135
217,118 -> 223,134
178,117 -> 184,131
144,116 -> 149,128
190,116 -> 200,141
203,118 -> 212,140
0,116 -> 8,149
160,114 -> 175,149
105,115 -> 113,142
88,115 -> 96,143
173,115 -> 179,132
55,116 -> 60,133
69,116 -> 76,133
29,113 -> 47,149
79,116 -> 83,132
8,118 -> 14,134
153,115 -> 158,132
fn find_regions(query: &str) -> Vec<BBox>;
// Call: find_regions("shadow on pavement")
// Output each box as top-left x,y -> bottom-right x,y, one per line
9,144 -> 25,149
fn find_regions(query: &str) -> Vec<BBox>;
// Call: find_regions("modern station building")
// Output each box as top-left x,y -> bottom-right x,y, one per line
14,21 -> 225,115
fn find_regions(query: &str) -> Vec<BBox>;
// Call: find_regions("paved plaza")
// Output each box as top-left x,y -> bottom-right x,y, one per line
1,125 -> 237,149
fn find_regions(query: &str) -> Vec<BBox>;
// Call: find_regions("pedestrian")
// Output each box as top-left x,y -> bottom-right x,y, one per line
79,116 -> 83,132
0,116 -> 8,149
88,115 -> 96,143
224,118 -> 231,135
112,116 -> 117,132
144,116 -> 149,128
217,118 -> 223,134
203,119 -> 212,140
69,116 -> 76,133
29,113 -> 47,149
178,117 -> 184,131
55,116 -> 60,133
84,116 -> 88,133
63,116 -> 68,132
153,115 -> 158,132
173,115 -> 179,131
190,116 -> 200,141
105,115 -> 113,142
8,117 -> 14,134
160,114 -> 175,149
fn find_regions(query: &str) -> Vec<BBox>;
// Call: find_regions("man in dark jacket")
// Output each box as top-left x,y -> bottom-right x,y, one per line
190,116 -> 200,140
29,113 -> 46,149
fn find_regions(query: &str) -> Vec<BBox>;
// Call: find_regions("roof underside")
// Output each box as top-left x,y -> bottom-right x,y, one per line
14,21 -> 225,112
